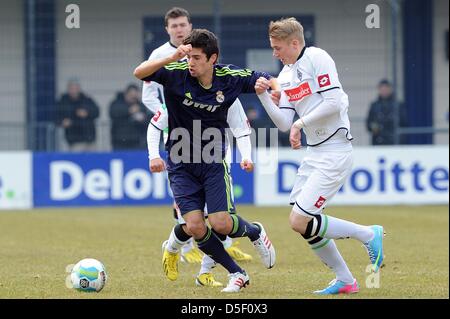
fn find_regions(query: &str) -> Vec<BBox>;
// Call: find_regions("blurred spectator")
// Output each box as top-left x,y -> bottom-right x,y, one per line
110,84 -> 151,150
57,78 -> 100,151
366,79 -> 407,145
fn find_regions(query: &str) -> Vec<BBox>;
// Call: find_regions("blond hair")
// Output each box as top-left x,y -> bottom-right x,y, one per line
269,17 -> 304,45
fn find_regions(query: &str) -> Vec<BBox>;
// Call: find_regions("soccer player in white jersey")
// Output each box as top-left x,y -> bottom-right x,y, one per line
255,17 -> 384,295
142,7 -> 252,287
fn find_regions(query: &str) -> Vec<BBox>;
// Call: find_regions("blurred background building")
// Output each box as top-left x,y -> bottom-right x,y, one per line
0,0 -> 448,151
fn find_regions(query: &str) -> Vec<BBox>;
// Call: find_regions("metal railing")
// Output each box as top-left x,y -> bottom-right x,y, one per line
0,119 -> 448,151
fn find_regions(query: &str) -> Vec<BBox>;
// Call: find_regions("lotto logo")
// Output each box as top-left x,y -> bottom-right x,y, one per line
315,196 -> 326,208
318,74 -> 331,88
284,82 -> 312,102
152,110 -> 162,122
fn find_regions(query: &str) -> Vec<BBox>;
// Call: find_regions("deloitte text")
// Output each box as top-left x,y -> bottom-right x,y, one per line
278,157 -> 448,194
50,160 -> 168,201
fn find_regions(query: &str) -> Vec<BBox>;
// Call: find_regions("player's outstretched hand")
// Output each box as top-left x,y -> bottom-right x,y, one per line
150,158 -> 166,173
255,77 -> 271,95
240,159 -> 254,172
289,126 -> 302,149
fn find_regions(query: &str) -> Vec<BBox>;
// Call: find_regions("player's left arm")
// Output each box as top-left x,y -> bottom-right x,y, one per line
292,50 -> 343,130
227,98 -> 253,172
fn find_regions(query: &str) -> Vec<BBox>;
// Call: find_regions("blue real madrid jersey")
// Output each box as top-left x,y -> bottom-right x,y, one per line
142,61 -> 270,163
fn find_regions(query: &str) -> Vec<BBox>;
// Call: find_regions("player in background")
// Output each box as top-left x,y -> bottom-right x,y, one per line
141,7 -> 253,275
135,29 -> 276,293
255,17 -> 384,295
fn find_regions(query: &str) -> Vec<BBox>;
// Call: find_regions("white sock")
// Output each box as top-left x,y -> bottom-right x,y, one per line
199,254 -> 217,275
222,236 -> 233,249
181,237 -> 195,254
167,227 -> 189,253
320,215 -> 374,243
310,238 -> 354,284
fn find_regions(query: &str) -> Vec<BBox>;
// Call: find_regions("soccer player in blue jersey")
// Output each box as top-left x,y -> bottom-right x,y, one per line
143,8 -> 254,287
134,29 -> 276,293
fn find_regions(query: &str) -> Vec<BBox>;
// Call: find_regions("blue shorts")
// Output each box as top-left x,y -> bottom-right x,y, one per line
167,159 -> 235,216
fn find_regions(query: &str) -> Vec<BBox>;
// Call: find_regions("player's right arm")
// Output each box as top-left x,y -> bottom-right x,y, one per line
142,49 -> 166,113
227,99 -> 254,172
147,106 -> 169,173
147,124 -> 165,173
255,77 -> 296,132
134,44 -> 192,80
142,80 -> 164,114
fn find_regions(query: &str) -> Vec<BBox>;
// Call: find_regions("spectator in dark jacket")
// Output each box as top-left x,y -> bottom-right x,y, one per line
110,84 -> 151,150
367,79 -> 407,145
57,78 -> 100,151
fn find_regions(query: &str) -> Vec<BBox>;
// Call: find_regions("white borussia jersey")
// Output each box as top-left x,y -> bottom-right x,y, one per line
277,46 -> 353,147
142,42 -> 178,113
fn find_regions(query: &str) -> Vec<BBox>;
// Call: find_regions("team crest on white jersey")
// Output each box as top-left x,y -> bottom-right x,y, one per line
216,91 -> 225,103
315,128 -> 328,137
296,69 -> 303,81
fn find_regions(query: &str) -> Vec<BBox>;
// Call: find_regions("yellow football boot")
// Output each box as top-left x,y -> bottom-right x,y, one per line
226,241 -> 253,262
195,273 -> 223,287
162,240 -> 180,281
181,247 -> 204,264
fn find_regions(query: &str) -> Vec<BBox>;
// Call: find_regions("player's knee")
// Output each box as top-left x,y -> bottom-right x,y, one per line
210,219 -> 231,235
297,214 -> 322,240
181,224 -> 193,237
208,212 -> 232,235
289,212 -> 309,234
186,220 -> 206,238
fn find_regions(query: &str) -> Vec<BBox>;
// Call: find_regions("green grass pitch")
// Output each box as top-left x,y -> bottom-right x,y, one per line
0,205 -> 448,298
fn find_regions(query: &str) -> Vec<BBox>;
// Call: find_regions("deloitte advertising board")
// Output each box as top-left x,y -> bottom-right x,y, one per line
0,152 -> 32,209
255,146 -> 449,206
1,146 -> 447,209
33,151 -> 253,207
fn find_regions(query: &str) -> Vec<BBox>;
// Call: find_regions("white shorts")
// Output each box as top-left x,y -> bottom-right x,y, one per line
291,148 -> 353,216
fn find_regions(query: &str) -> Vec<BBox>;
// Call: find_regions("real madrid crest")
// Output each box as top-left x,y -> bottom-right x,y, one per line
296,69 -> 303,81
216,91 -> 225,103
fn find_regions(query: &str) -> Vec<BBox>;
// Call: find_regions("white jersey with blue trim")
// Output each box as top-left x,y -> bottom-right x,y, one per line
277,46 -> 353,147
142,42 -> 178,114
